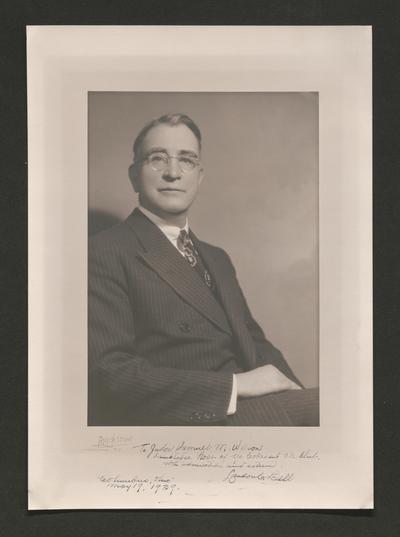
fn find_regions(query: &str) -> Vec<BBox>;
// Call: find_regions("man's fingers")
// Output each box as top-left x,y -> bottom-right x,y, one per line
237,366 -> 303,398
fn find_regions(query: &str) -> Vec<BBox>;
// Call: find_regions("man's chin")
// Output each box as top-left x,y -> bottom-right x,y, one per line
155,201 -> 187,214
143,202 -> 190,219
156,199 -> 194,216
163,206 -> 188,215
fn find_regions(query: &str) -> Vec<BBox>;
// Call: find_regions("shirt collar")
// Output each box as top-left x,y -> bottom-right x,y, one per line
138,205 -> 189,242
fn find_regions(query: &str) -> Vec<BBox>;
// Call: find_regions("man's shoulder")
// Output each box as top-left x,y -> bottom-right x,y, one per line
197,238 -> 226,255
89,217 -> 139,255
195,236 -> 234,269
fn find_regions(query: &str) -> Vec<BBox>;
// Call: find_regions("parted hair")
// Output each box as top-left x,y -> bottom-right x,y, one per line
132,113 -> 202,161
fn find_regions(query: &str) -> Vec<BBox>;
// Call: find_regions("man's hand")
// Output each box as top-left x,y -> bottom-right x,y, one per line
236,364 -> 302,399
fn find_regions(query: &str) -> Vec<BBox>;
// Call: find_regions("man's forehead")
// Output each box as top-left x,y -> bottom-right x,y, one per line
141,123 -> 200,154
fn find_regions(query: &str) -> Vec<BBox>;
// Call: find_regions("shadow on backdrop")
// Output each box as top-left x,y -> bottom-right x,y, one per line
88,209 -> 122,236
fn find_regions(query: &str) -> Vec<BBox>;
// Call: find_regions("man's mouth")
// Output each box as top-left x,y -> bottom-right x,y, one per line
158,188 -> 185,192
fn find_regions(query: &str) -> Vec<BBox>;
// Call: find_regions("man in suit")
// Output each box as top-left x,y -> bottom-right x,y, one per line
88,113 -> 318,426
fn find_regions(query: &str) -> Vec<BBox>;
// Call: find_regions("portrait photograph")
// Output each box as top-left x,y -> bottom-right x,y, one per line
87,92 -> 319,427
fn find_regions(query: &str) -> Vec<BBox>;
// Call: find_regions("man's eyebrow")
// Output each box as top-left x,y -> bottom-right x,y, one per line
178,149 -> 199,158
145,147 -> 168,155
145,147 -> 199,158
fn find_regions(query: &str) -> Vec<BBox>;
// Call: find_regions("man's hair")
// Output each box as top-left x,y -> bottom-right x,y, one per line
132,113 -> 202,161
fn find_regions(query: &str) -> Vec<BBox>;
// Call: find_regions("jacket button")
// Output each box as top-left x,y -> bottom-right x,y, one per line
179,322 -> 191,333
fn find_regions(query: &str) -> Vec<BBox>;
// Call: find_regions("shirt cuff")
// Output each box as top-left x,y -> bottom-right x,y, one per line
227,374 -> 238,415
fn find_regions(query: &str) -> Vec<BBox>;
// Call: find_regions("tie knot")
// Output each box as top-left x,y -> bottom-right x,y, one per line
179,229 -> 189,239
177,229 -> 191,250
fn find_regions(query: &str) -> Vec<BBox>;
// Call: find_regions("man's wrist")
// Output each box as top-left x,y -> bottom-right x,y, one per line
227,374 -> 237,415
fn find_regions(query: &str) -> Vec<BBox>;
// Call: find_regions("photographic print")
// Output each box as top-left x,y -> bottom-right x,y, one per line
28,26 -> 372,509
88,92 -> 319,427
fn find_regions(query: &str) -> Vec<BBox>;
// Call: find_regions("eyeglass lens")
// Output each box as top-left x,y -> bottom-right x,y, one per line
149,154 -> 196,173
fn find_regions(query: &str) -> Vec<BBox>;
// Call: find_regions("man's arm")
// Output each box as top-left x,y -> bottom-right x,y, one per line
221,251 -> 305,393
241,313 -> 304,388
89,237 -> 233,425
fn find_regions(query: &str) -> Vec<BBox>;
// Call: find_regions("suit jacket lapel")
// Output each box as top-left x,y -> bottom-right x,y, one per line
126,209 -> 232,335
192,235 -> 258,370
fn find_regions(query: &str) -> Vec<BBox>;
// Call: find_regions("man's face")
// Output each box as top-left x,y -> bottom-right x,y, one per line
131,123 -> 203,221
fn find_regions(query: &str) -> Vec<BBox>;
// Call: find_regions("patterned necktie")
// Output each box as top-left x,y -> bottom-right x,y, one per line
177,230 -> 213,289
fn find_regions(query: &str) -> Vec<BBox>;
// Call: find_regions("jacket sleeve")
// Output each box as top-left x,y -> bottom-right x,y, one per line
222,251 -> 304,388
88,236 -> 233,426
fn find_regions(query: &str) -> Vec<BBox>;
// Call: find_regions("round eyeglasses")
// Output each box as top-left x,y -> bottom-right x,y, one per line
141,152 -> 199,174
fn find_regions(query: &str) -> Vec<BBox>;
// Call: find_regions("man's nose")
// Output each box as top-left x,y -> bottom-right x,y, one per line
162,157 -> 181,180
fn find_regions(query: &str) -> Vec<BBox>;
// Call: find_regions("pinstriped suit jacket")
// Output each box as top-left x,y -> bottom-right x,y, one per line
88,208 -> 301,426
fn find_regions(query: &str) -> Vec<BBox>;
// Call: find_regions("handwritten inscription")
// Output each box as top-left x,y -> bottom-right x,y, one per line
98,474 -> 179,496
90,437 -> 319,493
223,469 -> 295,484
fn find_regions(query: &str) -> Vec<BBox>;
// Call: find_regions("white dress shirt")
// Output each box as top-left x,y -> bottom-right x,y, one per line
138,205 -> 237,415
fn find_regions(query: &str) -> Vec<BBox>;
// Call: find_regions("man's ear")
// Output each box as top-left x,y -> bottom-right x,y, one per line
198,167 -> 204,185
128,163 -> 138,192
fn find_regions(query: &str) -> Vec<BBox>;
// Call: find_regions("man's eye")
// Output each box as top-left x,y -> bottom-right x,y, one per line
150,155 -> 165,163
180,157 -> 193,164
